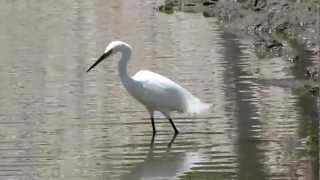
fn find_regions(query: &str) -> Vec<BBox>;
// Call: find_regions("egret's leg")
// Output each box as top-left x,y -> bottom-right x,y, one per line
163,113 -> 179,134
150,111 -> 156,135
168,117 -> 179,134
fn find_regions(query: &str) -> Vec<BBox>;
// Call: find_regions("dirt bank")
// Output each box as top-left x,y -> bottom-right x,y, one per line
159,0 -> 320,94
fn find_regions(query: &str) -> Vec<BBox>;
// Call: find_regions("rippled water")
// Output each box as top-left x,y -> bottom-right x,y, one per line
0,0 -> 318,180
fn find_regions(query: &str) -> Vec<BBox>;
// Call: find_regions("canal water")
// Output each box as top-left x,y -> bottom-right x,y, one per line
0,0 -> 318,180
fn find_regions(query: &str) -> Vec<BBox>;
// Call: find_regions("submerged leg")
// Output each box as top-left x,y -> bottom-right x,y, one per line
167,133 -> 178,150
163,113 -> 179,134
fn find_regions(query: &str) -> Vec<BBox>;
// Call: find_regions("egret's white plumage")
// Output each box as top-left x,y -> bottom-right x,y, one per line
132,70 -> 210,114
87,41 -> 210,134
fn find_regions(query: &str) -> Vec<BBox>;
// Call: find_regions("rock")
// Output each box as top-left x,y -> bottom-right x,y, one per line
203,0 -> 218,6
309,86 -> 319,96
305,66 -> 320,81
288,55 -> 299,63
158,1 -> 175,14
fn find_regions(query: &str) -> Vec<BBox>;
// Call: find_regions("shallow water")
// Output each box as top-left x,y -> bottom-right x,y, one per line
0,0 -> 318,180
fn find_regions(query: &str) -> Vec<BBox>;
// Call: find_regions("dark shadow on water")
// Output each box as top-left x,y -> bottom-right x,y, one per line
290,40 -> 319,180
221,31 -> 267,180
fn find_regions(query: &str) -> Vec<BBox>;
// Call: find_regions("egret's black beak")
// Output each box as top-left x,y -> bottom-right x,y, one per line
87,50 -> 113,72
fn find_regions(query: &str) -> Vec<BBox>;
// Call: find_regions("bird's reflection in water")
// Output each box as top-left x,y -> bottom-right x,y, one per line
122,134 -> 200,180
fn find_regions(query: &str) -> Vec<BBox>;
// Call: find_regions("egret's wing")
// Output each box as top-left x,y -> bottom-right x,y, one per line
132,70 -> 186,112
132,70 -> 210,114
133,70 -> 182,89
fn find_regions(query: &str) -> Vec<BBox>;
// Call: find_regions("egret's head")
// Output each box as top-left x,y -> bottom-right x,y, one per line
87,41 -> 131,72
104,41 -> 131,53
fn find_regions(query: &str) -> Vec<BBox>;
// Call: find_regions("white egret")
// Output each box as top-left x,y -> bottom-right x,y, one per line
87,41 -> 210,134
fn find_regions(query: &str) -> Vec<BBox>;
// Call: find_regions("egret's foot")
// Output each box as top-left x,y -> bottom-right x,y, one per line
174,129 -> 179,134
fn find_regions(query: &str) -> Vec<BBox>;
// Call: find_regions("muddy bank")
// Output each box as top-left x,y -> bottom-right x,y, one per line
205,1 -> 319,56
159,0 -> 320,94
160,0 -> 320,56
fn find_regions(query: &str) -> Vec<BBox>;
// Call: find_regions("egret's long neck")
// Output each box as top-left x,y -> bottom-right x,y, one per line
118,47 -> 134,89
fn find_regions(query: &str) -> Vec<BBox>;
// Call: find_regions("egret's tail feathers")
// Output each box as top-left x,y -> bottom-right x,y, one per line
185,96 -> 211,114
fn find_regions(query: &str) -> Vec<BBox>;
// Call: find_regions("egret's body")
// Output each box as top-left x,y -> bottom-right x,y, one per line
87,41 -> 210,134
